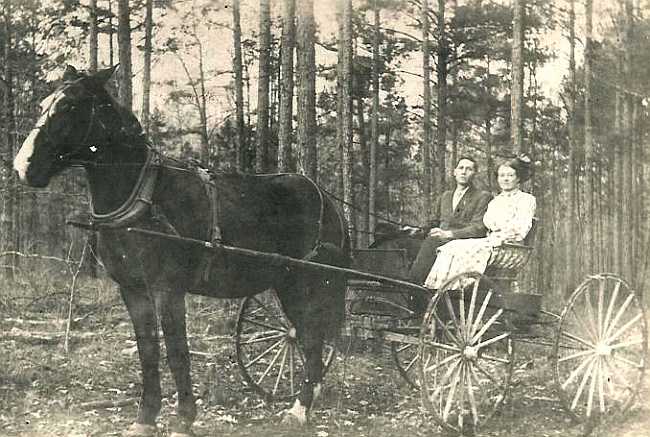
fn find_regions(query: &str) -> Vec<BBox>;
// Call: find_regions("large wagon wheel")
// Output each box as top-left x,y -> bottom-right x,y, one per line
553,274 -> 647,424
390,316 -> 423,389
235,290 -> 336,401
419,272 -> 515,435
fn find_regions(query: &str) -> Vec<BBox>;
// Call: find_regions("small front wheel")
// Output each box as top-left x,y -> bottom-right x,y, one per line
235,290 -> 336,401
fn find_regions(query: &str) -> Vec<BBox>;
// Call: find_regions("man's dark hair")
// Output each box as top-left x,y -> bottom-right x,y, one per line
455,155 -> 478,172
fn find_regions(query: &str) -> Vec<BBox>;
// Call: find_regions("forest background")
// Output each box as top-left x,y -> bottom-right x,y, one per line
0,0 -> 648,301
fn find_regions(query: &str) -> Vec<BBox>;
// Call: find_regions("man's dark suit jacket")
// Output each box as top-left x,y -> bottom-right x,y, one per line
429,185 -> 493,239
409,184 -> 492,285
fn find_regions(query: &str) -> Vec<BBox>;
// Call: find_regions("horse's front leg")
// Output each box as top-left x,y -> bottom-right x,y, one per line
158,290 -> 196,437
120,286 -> 161,437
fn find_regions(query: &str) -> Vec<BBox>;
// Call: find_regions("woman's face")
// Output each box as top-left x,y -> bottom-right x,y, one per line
497,165 -> 519,191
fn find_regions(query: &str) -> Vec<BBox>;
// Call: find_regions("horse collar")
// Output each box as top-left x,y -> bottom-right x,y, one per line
89,148 -> 160,228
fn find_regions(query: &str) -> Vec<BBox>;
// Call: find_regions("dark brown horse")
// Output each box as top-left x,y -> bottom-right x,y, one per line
14,65 -> 350,437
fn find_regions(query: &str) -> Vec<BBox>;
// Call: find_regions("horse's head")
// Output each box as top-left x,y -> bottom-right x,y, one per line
14,65 -> 121,187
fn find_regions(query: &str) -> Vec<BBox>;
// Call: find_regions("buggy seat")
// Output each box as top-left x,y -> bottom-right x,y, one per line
484,218 -> 538,290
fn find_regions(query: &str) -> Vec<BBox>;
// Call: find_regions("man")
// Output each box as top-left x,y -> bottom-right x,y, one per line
408,156 -> 492,285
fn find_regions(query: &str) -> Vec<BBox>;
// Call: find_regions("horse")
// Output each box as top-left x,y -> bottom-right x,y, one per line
14,65 -> 351,437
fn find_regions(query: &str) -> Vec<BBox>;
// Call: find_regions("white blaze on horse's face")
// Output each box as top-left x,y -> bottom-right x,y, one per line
14,89 -> 67,181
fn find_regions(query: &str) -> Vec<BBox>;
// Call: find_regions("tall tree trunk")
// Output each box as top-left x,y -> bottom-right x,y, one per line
296,0 -> 317,179
117,0 -> 132,109
369,1 -> 380,244
3,0 -> 17,280
89,0 -> 98,72
278,0 -> 295,172
109,0 -> 114,65
566,0 -> 577,288
256,0 -> 271,173
584,0 -> 595,273
88,0 -> 99,278
337,0 -> 354,247
614,61 -> 623,274
435,0 -> 447,190
141,0 -> 153,135
511,0 -> 524,153
357,95 -> 369,248
622,0 -> 634,281
233,0 -> 247,171
421,0 -> 432,223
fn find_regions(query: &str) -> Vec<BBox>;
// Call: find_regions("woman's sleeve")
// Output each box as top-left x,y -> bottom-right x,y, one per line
483,197 -> 499,231
509,194 -> 536,241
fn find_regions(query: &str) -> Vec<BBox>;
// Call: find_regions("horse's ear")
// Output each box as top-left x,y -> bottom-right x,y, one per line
93,64 -> 119,86
63,65 -> 80,81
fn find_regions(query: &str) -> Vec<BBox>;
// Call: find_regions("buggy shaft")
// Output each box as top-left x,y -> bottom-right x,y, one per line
126,227 -> 430,296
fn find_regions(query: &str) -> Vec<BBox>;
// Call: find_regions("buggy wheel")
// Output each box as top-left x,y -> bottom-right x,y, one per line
553,274 -> 647,424
419,272 -> 514,435
235,290 -> 336,401
390,317 -> 422,389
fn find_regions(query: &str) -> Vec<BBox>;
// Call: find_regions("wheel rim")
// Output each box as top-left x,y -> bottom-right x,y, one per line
554,274 -> 647,422
391,317 -> 422,389
235,291 -> 335,401
419,272 -> 514,434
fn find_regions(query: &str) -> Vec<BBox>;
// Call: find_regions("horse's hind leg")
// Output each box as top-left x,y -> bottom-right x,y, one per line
158,290 -> 196,436
278,280 -> 336,424
120,286 -> 162,437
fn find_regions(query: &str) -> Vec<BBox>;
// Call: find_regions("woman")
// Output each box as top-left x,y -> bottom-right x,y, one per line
424,155 -> 536,290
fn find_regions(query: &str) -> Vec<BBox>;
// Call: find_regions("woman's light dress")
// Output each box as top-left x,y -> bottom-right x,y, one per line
424,189 -> 536,290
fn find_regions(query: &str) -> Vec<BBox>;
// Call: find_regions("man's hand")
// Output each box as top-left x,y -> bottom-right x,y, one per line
428,228 -> 453,239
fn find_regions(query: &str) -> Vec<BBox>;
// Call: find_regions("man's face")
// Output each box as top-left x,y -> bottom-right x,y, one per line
453,159 -> 476,187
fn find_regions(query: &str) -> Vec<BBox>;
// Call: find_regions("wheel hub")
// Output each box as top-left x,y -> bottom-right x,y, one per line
595,343 -> 612,356
463,346 -> 479,360
288,327 -> 297,339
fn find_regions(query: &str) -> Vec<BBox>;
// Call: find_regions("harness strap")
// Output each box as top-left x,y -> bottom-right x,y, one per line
89,148 -> 159,228
197,168 -> 222,243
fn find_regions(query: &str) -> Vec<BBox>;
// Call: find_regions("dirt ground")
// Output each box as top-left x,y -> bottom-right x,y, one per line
1,295 -> 649,437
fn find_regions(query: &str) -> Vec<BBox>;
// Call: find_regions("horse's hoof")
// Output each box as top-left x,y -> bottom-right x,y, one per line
122,422 -> 157,437
282,400 -> 308,426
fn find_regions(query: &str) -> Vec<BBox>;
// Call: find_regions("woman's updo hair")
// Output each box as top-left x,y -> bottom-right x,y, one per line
497,154 -> 533,183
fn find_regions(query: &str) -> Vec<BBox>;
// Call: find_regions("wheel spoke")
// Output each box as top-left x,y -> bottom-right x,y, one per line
465,362 -> 480,426
570,306 -> 597,343
604,293 -> 635,338
606,313 -> 643,344
429,359 -> 462,399
273,343 -> 290,395
472,360 -> 501,386
466,280 -> 479,340
481,353 -> 512,365
424,353 -> 461,374
603,281 -> 621,339
558,349 -> 595,364
244,338 -> 285,369
457,362 -> 467,429
433,312 -> 461,345
251,295 -> 286,326
586,357 -> 598,417
459,286 -> 467,341
570,358 -> 596,411
583,288 -> 599,340
241,317 -> 286,333
474,332 -> 510,350
598,359 -> 605,413
597,278 -> 606,338
561,354 -> 596,390
470,290 -> 493,339
560,330 -> 595,350
289,344 -> 295,395
422,338 -> 462,353
241,332 -> 286,344
444,292 -> 462,333
471,309 -> 504,344
608,336 -> 645,350
442,362 -> 462,421
255,341 -> 287,385
609,353 -> 644,370
602,357 -> 635,392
